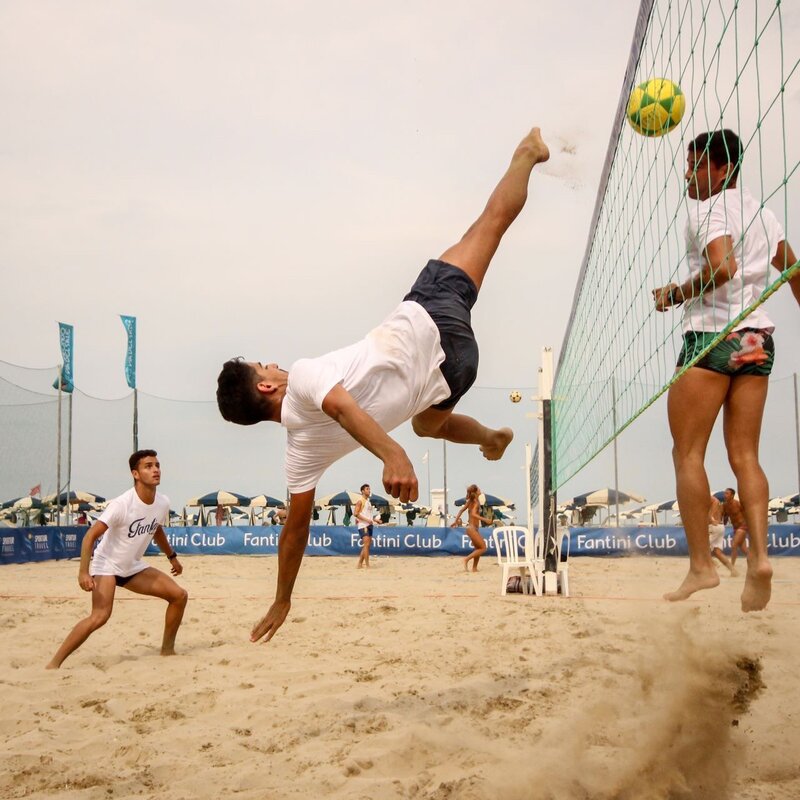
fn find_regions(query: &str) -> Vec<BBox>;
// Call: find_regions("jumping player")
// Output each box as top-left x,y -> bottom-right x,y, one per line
217,127 -> 550,642
46,450 -> 188,668
654,129 -> 800,611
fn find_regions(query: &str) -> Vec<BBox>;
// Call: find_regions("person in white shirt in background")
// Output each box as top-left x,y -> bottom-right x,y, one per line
707,494 -> 737,577
216,126 -> 551,643
46,450 -> 188,669
653,128 -> 800,612
354,483 -> 382,569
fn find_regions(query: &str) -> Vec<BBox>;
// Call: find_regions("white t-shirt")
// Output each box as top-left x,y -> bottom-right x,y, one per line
91,487 -> 170,577
683,186 -> 784,333
282,301 -> 450,493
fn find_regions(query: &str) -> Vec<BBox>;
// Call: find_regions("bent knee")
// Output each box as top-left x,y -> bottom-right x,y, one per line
412,412 -> 446,438
171,588 -> 189,606
89,611 -> 112,630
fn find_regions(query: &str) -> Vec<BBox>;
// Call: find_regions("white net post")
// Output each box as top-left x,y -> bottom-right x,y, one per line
538,347 -> 558,595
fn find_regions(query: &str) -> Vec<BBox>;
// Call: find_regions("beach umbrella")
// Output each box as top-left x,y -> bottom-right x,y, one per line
656,499 -> 679,512
316,490 -> 361,507
367,493 -> 392,508
250,494 -> 286,508
186,491 -> 252,507
571,488 -> 645,507
44,490 -> 106,506
3,496 -> 45,510
454,493 -> 514,508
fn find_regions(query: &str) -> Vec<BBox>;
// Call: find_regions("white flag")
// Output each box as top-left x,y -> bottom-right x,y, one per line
422,451 -> 429,464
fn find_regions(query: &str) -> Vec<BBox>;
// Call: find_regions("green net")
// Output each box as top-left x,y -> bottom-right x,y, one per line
552,0 -> 799,490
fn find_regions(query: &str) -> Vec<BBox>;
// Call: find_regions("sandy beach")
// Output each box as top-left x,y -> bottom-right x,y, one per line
1,553 -> 799,799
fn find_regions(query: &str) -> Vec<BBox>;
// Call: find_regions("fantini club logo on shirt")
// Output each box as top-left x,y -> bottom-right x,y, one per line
128,517 -> 160,538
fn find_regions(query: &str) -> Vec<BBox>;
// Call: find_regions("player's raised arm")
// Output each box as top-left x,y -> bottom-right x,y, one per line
321,384 -> 419,503
250,489 -> 315,644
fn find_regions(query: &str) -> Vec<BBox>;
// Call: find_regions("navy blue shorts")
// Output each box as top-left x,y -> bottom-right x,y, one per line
359,525 -> 374,538
403,259 -> 479,410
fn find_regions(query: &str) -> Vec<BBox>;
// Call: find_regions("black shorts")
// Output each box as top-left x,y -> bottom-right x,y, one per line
403,259 -> 479,410
114,574 -> 136,587
359,525 -> 374,538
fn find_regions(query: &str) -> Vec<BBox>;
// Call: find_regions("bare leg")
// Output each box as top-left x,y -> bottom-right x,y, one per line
357,534 -> 372,568
664,368 -> 730,602
125,568 -> 189,655
729,527 -> 749,567
46,576 -> 116,669
439,128 -> 550,291
712,548 -> 738,577
463,526 -> 487,572
412,408 -> 513,461
722,376 -> 772,611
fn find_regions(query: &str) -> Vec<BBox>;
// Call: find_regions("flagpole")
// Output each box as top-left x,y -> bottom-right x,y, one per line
442,441 -> 448,524
67,392 -> 73,525
56,368 -> 62,527
133,387 -> 139,451
426,452 -> 430,508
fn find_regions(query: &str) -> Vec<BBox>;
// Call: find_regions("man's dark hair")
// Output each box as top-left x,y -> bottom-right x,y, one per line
129,449 -> 157,472
726,487 -> 736,495
360,483 -> 370,492
690,129 -> 743,181
217,358 -> 269,426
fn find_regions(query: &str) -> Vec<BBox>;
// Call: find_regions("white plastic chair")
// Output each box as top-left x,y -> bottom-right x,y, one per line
555,525 -> 571,597
492,526 -> 542,596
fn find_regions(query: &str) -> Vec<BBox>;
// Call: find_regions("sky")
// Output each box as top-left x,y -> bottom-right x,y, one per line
1,1 -> 799,517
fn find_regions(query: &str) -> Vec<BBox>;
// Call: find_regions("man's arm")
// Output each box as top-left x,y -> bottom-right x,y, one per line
772,240 -> 800,308
654,235 -> 738,310
77,521 -> 108,591
321,384 -> 419,502
152,526 -> 183,576
250,489 -> 315,643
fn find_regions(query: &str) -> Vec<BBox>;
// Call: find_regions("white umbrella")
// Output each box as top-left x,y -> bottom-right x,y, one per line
571,488 -> 645,507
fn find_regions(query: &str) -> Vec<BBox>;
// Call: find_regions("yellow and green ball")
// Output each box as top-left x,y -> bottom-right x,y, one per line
627,78 -> 685,137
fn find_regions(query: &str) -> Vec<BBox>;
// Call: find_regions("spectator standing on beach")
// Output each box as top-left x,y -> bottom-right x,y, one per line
354,484 -> 381,569
708,494 -> 737,576
451,484 -> 494,572
46,450 -> 188,669
722,487 -> 750,568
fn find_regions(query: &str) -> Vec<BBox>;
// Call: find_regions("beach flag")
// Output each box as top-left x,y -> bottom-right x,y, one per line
120,315 -> 137,389
52,322 -> 74,393
29,484 -> 41,497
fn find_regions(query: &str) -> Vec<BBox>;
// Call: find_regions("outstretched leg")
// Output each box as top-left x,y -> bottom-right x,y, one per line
439,128 -> 550,292
125,568 -> 189,655
722,376 -> 771,611
46,576 -> 117,669
664,368 -> 729,602
412,407 -> 513,461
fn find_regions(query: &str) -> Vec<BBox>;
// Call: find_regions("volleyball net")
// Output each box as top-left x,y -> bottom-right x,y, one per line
550,0 -> 799,492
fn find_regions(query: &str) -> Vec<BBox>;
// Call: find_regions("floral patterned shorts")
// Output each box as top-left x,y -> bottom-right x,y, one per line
677,328 -> 774,376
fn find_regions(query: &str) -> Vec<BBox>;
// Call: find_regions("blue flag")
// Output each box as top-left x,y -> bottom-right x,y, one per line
52,322 -> 74,393
120,315 -> 137,389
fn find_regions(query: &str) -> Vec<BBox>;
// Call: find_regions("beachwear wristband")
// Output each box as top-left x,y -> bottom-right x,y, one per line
166,551 -> 178,560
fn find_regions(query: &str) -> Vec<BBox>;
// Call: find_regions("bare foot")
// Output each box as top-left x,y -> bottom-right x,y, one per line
664,567 -> 720,602
516,127 -> 550,165
463,558 -> 470,572
161,648 -> 177,656
471,567 -> 479,573
741,557 -> 772,612
45,662 -> 60,670
480,427 -> 514,461
729,566 -> 739,577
